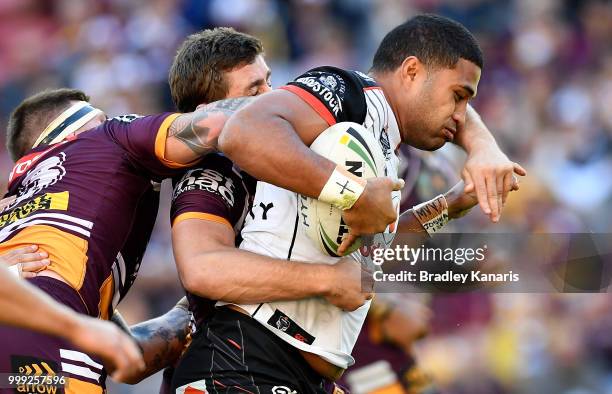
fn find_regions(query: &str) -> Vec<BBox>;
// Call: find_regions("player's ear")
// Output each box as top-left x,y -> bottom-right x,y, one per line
399,56 -> 422,85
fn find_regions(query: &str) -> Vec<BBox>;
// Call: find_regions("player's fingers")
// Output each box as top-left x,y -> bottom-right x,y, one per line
462,169 -> 475,193
473,173 -> 491,215
511,175 -> 520,191
21,271 -> 38,279
502,173 -> 513,205
20,259 -> 50,273
392,179 -> 405,191
17,251 -> 48,264
338,233 -> 359,256
486,174 -> 500,222
513,163 -> 527,176
1,245 -> 38,262
496,172 -> 505,211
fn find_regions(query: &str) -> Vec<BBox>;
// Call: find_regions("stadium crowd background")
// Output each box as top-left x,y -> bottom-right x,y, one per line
0,0 -> 610,393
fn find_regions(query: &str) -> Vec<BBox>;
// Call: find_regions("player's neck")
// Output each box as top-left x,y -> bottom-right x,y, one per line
369,71 -> 403,137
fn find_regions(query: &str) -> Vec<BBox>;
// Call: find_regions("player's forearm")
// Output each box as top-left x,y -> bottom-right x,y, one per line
181,249 -> 333,304
123,301 -> 191,384
218,103 -> 334,198
454,104 -> 498,153
0,266 -> 82,337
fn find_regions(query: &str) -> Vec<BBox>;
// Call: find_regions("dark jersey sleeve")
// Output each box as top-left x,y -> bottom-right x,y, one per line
105,112 -> 195,180
281,66 -> 376,126
170,153 -> 251,232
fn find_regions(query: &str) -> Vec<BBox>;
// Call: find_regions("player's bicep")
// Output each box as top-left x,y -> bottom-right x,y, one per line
255,89 -> 331,146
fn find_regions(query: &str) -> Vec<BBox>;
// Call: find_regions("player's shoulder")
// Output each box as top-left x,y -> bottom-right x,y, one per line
293,66 -> 378,93
286,66 -> 378,125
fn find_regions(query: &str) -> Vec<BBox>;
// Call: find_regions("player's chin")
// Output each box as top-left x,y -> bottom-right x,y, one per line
421,137 -> 447,151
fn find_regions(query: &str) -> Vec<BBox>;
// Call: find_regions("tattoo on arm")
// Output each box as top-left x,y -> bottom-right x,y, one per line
208,97 -> 253,113
169,97 -> 254,157
127,306 -> 191,380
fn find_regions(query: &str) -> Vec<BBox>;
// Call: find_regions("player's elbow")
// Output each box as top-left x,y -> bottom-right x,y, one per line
177,257 -> 221,299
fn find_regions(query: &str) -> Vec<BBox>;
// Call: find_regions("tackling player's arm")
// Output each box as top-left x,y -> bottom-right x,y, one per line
163,98 -> 254,165
111,299 -> 192,384
0,264 -> 144,382
172,218 -> 370,311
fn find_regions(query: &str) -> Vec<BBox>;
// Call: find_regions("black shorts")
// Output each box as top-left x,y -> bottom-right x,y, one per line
171,307 -> 328,394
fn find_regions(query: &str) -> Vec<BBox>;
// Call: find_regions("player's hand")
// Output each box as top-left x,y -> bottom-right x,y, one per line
446,178 -> 520,220
68,316 -> 145,383
461,147 -> 526,222
324,258 -> 373,311
0,245 -> 50,279
379,300 -> 432,352
339,177 -> 404,255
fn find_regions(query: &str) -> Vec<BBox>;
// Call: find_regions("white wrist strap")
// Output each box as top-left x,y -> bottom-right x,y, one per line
318,166 -> 366,210
413,194 -> 449,235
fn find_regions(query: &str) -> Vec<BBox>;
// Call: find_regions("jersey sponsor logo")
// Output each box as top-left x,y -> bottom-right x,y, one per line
267,309 -> 315,345
294,74 -> 345,117
173,168 -> 236,207
248,201 -> 274,220
10,153 -> 67,210
0,191 -> 69,228
8,143 -> 68,185
110,114 -> 144,123
10,355 -> 62,394
298,195 -> 309,227
319,75 -> 338,91
379,127 -> 391,160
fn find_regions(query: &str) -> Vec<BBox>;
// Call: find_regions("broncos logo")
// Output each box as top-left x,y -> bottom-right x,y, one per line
11,153 -> 67,208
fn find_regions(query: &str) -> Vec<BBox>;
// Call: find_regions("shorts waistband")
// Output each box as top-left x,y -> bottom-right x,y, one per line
27,276 -> 89,315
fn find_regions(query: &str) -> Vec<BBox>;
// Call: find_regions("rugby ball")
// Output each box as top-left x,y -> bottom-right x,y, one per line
302,122 -> 386,256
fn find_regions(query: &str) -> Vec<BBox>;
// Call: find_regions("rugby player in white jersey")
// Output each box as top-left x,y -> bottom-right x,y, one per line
170,15 -> 523,393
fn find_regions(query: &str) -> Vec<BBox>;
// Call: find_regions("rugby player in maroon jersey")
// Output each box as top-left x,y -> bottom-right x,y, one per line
0,44 -> 396,394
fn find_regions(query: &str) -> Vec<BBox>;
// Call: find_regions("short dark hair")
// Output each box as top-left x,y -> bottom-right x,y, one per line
169,27 -> 264,112
371,14 -> 483,73
6,88 -> 89,161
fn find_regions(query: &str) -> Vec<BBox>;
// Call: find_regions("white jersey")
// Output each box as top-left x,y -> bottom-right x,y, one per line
218,67 -> 402,368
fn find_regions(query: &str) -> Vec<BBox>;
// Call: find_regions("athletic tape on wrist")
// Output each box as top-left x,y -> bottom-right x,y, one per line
318,166 -> 366,210
412,194 -> 449,235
